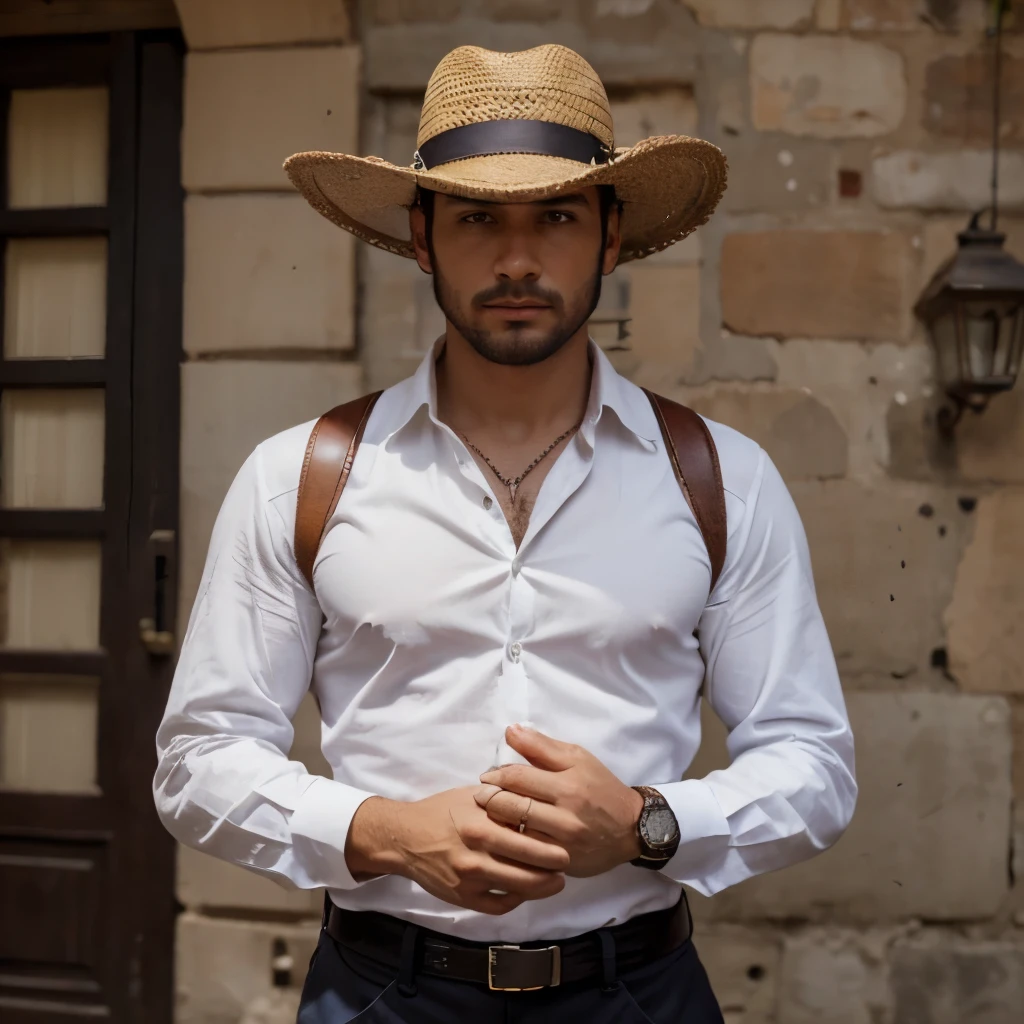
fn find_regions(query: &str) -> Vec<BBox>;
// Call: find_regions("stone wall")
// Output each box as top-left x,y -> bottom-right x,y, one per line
171,1 -> 1024,1021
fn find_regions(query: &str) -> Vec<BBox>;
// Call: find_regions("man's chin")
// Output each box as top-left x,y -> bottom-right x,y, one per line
458,324 -> 576,367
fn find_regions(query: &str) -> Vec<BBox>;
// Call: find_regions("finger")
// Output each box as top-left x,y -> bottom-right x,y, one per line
470,891 -> 525,916
479,821 -> 571,872
458,810 -> 570,871
482,790 -> 578,844
478,762 -> 563,802
472,856 -> 567,898
504,723 -> 577,772
473,784 -> 503,810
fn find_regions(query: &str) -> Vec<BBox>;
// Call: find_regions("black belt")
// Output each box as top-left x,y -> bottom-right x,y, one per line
325,893 -> 692,992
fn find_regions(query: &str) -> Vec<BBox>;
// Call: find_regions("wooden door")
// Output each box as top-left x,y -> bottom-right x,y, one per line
0,31 -> 182,1024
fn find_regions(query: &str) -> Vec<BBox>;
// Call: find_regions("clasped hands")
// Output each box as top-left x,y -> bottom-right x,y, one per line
473,723 -> 643,878
345,723 -> 645,916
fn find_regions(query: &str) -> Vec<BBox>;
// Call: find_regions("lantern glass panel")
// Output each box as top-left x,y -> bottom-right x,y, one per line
931,314 -> 962,390
962,298 -> 1023,382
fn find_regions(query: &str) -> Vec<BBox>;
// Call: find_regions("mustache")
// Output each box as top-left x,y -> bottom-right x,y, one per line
472,281 -> 563,308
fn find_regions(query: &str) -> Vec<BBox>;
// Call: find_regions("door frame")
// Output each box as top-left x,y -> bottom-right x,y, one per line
0,30 -> 182,1024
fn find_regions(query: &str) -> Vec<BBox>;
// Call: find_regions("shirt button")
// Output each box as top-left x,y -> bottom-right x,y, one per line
509,641 -> 522,662
483,496 -> 493,510
511,557 -> 521,576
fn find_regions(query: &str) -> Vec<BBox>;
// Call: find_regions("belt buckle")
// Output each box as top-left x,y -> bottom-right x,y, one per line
487,944 -> 562,991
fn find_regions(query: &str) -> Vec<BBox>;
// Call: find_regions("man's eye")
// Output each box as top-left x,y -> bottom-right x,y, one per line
461,212 -> 493,224
545,211 -> 575,223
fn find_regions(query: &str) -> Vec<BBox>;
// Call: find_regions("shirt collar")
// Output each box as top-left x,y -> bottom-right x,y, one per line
382,335 -> 659,450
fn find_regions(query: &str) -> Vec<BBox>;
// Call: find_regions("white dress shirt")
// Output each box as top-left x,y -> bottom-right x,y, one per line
154,338 -> 856,942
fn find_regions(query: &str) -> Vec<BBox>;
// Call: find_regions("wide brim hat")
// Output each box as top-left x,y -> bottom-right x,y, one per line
284,44 -> 728,265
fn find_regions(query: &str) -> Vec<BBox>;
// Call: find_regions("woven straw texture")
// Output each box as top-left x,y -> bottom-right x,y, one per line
284,44 -> 728,265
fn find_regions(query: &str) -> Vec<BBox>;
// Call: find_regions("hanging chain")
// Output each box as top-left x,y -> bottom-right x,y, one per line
459,418 -> 584,504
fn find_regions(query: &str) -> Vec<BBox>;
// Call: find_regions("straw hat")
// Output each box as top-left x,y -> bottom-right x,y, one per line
284,44 -> 727,265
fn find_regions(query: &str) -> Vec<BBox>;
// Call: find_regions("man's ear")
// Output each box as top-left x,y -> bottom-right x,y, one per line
409,205 -> 433,274
602,202 -> 622,275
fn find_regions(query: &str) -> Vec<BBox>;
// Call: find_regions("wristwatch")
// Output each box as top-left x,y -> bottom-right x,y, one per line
630,786 -> 680,870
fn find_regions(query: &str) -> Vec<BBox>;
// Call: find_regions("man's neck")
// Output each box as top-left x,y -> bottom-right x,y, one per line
434,325 -> 593,446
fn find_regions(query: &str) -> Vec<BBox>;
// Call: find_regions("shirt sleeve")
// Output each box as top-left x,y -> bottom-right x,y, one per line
152,444 -> 376,891
655,449 -> 858,897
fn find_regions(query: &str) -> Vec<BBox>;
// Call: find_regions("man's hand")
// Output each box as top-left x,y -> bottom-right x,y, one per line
345,786 -> 569,915
474,724 -> 645,878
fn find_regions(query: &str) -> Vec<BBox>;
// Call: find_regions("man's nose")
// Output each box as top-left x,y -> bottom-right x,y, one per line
493,230 -> 542,281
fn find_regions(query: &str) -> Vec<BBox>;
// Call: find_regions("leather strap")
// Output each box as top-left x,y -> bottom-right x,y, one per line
294,388 -> 726,592
643,389 -> 727,592
325,892 -> 691,990
415,120 -> 610,171
294,391 -> 383,587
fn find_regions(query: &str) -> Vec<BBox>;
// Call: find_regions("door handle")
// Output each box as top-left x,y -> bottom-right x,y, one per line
140,529 -> 176,656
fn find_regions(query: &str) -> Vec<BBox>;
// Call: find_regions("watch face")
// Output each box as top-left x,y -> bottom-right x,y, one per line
642,807 -> 679,851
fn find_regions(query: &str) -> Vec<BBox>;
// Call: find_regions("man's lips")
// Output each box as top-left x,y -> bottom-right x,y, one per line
481,302 -> 552,319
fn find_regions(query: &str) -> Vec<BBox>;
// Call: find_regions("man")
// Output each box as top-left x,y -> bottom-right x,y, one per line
154,44 -> 856,1023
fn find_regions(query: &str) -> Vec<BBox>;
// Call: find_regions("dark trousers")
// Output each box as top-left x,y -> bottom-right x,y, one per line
296,912 -> 725,1023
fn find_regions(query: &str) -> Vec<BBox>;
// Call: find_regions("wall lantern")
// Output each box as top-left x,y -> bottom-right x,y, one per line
914,0 -> 1024,436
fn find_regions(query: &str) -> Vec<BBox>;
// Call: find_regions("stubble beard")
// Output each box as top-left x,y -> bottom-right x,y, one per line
430,255 -> 605,368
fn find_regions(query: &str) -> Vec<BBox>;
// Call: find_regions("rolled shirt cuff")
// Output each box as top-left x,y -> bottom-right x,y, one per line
289,776 -> 378,891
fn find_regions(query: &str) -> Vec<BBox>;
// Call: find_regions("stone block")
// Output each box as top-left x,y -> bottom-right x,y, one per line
841,0 -> 969,31
370,0 -> 461,24
177,845 -> 322,915
694,693 -> 1013,923
615,264 -> 702,390
479,0 -> 560,21
1013,700 -> 1024,802
176,914 -> 318,1024
183,46 -> 359,191
871,150 -> 1024,211
790,481 -> 968,677
720,230 -> 914,341
772,338 -> 934,481
778,929 -> 894,1024
686,386 -> 848,480
750,34 -> 906,138
179,361 -> 364,623
362,4 -> 701,92
687,334 -> 778,386
184,195 -> 355,355
719,135 -> 833,212
924,52 -> 1024,143
946,490 -> 1024,695
611,88 -> 698,148
175,0 -> 351,49
953,375 -> 1024,485
840,0 -> 927,30
889,940 -> 1024,1024
697,925 -> 781,1023
682,0 -> 816,28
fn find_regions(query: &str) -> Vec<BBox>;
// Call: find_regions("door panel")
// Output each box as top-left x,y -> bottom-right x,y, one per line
0,674 -> 100,793
2,539 -> 103,648
7,86 -> 109,209
4,237 -> 108,358
2,388 -> 106,507
0,31 -> 182,1024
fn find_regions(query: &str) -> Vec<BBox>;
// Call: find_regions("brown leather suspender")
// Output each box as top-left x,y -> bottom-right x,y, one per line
294,389 -> 726,591
294,390 -> 383,587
